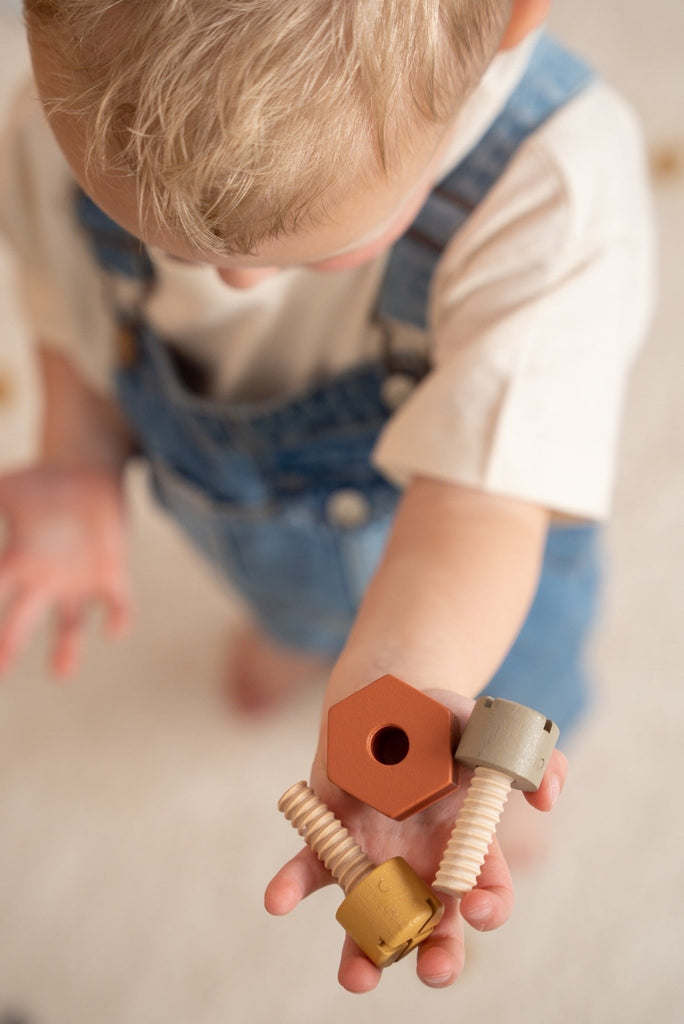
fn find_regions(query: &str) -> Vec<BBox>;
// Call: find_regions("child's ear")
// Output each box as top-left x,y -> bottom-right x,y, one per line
498,0 -> 552,51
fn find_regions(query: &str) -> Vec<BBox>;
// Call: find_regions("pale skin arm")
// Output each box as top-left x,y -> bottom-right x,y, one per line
0,345 -> 134,676
325,477 -> 550,707
266,477 -> 567,992
38,344 -> 133,470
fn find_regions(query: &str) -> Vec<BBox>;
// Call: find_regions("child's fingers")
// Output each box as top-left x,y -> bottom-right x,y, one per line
408,835 -> 513,988
0,589 -> 46,675
336,906 -> 466,993
337,934 -> 382,993
0,549 -> 21,601
458,835 -> 515,932
264,846 -> 335,916
416,838 -> 513,988
51,600 -> 86,678
101,585 -> 132,638
415,893 -> 466,988
337,854 -> 507,991
524,747 -> 568,811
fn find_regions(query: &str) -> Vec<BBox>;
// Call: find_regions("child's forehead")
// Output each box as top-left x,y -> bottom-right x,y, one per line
151,181 -> 414,270
162,163 -> 439,269
77,130 -> 450,270
172,122 -> 456,267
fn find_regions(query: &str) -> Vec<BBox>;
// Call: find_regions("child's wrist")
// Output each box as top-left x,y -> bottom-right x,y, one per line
39,441 -> 133,482
41,445 -> 132,476
321,646 -> 483,719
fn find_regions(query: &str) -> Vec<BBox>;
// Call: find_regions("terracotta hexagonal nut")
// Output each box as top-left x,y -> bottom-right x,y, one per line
327,675 -> 460,820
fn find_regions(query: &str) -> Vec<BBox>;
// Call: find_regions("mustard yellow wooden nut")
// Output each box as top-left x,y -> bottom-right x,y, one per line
335,856 -> 444,967
278,781 -> 444,967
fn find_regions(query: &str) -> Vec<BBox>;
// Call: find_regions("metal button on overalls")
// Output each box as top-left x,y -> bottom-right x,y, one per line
325,488 -> 371,528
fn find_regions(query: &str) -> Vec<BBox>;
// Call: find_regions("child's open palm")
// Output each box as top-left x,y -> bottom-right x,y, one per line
0,464 -> 131,677
266,691 -> 566,992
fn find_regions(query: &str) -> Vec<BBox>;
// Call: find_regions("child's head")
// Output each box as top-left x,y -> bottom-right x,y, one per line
25,1 -> 548,279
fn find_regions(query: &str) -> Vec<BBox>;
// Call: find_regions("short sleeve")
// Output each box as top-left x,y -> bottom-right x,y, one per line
0,80 -> 117,394
372,83 -> 656,520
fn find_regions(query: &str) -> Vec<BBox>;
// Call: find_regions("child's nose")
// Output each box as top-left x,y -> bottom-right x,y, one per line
216,266 -> 280,289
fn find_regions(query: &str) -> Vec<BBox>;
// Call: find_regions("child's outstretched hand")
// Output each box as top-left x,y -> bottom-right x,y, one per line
0,463 -> 131,678
265,690 -> 566,993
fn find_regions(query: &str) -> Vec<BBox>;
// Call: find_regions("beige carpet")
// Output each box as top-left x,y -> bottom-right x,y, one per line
0,4 -> 682,1022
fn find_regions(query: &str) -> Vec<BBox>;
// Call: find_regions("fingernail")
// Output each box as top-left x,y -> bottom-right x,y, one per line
465,904 -> 491,930
424,972 -> 454,988
549,775 -> 561,806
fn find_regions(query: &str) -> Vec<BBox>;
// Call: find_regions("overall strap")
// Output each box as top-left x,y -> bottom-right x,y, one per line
75,190 -> 157,366
378,34 -> 596,329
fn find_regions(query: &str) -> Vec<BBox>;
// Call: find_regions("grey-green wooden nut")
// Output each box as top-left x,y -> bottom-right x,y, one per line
455,696 -> 559,791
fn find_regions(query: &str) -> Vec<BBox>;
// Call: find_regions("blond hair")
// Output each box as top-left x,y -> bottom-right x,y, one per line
25,0 -> 512,255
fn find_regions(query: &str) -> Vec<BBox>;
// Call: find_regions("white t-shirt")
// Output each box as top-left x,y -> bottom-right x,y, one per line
0,37 -> 656,519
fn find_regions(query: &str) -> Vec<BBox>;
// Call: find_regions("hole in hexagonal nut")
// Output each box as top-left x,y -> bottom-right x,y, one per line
371,725 -> 410,765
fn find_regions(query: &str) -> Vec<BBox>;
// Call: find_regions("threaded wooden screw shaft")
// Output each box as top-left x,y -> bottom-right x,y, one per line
433,766 -> 512,897
278,781 -> 375,895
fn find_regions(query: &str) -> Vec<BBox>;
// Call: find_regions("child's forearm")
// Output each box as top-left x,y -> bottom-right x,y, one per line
325,476 -> 549,708
37,344 -> 134,472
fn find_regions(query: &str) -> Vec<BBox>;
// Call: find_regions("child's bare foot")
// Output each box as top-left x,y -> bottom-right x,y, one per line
225,622 -> 332,715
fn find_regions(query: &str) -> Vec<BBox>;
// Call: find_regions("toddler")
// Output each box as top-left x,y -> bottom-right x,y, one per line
0,0 -> 654,992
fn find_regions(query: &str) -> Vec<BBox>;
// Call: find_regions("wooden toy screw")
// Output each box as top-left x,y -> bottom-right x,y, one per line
278,781 -> 374,894
434,697 -> 559,898
279,781 -> 444,967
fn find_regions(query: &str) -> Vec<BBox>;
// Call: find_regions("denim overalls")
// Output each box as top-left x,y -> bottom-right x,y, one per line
77,35 -> 600,739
